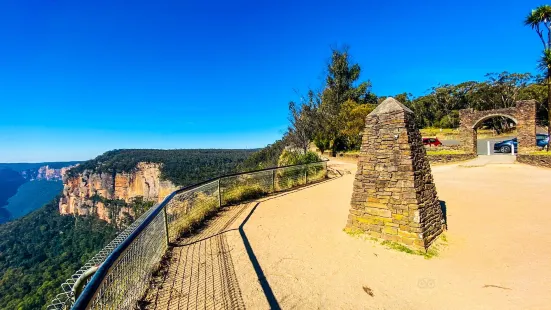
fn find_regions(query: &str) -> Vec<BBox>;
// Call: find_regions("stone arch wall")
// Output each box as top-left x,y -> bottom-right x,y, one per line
458,100 -> 536,154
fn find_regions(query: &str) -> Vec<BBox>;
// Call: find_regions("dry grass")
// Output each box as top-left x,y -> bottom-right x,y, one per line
524,150 -> 551,156
426,149 -> 467,155
420,128 -> 516,140
223,184 -> 267,205
168,193 -> 219,240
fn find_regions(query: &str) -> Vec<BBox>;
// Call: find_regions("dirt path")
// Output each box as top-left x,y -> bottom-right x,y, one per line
147,159 -> 551,309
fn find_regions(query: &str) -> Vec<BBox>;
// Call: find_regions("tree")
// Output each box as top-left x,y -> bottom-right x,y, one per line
319,47 -> 375,155
287,90 -> 320,153
338,99 -> 375,149
525,5 -> 551,148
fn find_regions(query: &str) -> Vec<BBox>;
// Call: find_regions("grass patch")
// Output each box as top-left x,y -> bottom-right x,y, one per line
222,184 -> 267,205
524,150 -> 551,156
380,233 -> 448,259
380,240 -> 417,254
420,128 -> 458,136
420,127 -> 516,140
168,193 -> 219,241
426,149 -> 467,155
343,227 -> 365,237
344,228 -> 448,259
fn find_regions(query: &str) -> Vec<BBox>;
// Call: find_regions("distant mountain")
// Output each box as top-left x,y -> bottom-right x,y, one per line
0,161 -> 80,224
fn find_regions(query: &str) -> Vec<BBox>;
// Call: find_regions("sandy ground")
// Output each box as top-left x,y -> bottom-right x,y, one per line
146,159 -> 551,309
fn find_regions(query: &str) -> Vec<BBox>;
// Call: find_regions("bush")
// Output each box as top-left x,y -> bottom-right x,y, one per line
277,150 -> 321,167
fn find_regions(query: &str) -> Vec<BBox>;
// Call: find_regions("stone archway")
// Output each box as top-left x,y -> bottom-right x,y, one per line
458,100 -> 537,154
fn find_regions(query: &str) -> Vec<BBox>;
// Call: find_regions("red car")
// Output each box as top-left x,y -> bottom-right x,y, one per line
422,137 -> 442,147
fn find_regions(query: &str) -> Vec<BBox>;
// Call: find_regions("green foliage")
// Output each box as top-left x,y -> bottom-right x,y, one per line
313,135 -> 331,155
287,90 -> 320,153
277,150 -> 321,167
338,100 -> 375,149
0,199 -> 117,309
525,5 -> 551,145
318,47 -> 376,155
0,149 -> 271,309
67,149 -> 255,186
238,139 -> 286,171
397,72 -> 548,129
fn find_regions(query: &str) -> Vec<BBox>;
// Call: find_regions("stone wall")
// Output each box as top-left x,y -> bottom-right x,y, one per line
346,97 -> 444,250
458,100 -> 536,154
517,155 -> 551,169
426,154 -> 476,165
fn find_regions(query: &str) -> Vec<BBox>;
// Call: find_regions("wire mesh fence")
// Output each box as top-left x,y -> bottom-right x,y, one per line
86,211 -> 167,310
46,204 -> 161,310
165,180 -> 219,244
47,161 -> 327,310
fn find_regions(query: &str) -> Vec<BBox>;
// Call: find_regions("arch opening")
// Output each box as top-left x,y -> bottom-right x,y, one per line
471,114 -> 518,155
472,114 -> 518,130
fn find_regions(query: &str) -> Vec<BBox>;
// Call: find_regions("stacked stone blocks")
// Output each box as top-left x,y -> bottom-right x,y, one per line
458,100 -> 537,154
347,98 -> 443,250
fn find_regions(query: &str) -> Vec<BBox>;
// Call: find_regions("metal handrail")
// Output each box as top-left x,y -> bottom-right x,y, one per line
58,159 -> 328,310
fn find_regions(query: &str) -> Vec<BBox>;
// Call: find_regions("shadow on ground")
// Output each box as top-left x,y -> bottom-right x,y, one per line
140,176 -> 341,310
439,200 -> 448,230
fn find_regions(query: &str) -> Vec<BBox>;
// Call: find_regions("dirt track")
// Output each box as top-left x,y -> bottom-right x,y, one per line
147,159 -> 551,309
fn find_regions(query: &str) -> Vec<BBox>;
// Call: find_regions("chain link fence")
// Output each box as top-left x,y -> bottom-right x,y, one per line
47,161 -> 327,310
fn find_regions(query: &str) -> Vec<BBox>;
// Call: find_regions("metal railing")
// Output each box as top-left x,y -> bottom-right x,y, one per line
47,160 -> 327,310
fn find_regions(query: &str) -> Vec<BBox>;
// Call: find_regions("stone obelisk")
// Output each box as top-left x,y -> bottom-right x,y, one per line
346,97 -> 443,250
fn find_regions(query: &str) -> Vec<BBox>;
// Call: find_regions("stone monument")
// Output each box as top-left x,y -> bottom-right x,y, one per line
346,97 -> 444,250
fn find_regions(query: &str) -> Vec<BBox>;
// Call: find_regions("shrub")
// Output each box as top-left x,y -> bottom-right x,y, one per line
277,150 -> 321,167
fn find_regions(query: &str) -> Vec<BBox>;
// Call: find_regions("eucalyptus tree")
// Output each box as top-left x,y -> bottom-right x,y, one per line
319,47 -> 375,155
525,5 -> 551,144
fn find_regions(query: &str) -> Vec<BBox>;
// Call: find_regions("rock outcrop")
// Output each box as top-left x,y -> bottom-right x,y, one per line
21,165 -> 77,181
58,162 -> 177,223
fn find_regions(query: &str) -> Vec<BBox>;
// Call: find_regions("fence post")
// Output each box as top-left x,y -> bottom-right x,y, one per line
305,164 -> 308,184
511,143 -> 515,156
163,207 -> 170,246
272,169 -> 276,193
218,178 -> 222,207
487,141 -> 490,156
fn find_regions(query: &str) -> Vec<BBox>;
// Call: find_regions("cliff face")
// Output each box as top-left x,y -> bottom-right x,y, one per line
21,165 -> 77,181
58,162 -> 177,223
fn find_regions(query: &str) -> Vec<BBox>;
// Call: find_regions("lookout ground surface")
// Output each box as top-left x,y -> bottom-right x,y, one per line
144,158 -> 551,309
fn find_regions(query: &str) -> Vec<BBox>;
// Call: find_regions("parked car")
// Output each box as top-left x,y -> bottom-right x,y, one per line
422,137 -> 442,147
493,134 -> 549,153
536,134 -> 549,148
493,138 -> 517,153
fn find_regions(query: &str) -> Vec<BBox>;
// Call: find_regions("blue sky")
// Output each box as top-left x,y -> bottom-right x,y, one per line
0,0 -> 545,162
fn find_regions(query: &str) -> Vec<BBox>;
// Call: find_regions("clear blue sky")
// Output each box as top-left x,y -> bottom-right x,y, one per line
0,0 -> 545,162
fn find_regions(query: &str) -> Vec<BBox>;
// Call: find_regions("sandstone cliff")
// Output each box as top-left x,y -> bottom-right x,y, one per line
58,162 -> 177,223
21,165 -> 77,181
